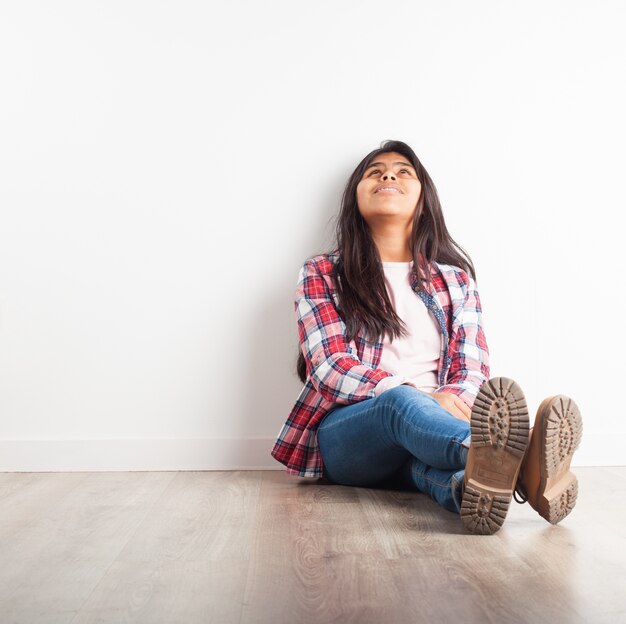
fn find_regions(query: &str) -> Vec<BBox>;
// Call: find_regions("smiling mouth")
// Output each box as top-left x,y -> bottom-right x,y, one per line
375,187 -> 402,194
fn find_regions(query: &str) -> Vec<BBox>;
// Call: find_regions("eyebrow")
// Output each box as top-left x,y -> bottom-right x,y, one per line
365,161 -> 415,170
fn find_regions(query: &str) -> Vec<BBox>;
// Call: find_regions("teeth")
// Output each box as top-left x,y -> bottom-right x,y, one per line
377,187 -> 400,192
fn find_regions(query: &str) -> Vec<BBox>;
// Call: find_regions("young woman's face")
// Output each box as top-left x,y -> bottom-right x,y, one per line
356,151 -> 422,226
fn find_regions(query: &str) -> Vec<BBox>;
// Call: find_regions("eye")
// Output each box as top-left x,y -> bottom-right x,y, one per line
367,168 -> 412,176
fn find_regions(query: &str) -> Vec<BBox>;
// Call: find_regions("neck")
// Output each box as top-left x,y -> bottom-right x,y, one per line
369,221 -> 413,262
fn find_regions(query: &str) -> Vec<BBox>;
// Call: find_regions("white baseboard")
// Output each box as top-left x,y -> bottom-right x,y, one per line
0,434 -> 622,471
0,438 -> 284,471
567,432 -> 625,467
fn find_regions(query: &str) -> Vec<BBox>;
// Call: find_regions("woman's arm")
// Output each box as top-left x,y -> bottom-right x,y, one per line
295,258 -> 406,404
435,274 -> 491,409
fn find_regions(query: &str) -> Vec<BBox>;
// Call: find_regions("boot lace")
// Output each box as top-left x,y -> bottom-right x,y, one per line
513,465 -> 528,504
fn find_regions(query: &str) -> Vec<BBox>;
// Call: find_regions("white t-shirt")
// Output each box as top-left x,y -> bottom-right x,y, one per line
373,260 -> 441,396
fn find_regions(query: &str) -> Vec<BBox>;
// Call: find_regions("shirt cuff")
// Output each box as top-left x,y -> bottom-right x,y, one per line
373,375 -> 407,397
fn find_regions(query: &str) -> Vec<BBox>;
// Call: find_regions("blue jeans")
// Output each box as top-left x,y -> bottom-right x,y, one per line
317,384 -> 471,513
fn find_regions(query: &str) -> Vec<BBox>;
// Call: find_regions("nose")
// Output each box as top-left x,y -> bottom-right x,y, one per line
382,169 -> 396,181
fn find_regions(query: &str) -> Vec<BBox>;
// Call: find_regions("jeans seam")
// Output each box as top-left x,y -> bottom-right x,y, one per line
319,393 -> 469,466
414,470 -> 457,489
390,401 -> 469,451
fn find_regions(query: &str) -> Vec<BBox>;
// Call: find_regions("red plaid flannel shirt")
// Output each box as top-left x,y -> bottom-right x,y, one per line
270,251 -> 490,478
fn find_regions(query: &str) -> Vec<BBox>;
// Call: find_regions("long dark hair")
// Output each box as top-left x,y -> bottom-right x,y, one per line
296,139 -> 477,383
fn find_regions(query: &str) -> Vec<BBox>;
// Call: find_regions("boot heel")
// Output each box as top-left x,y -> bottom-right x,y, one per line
461,484 -> 511,534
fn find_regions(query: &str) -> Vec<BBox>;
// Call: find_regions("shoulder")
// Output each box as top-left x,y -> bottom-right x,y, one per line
300,251 -> 339,277
431,261 -> 477,300
295,252 -> 341,300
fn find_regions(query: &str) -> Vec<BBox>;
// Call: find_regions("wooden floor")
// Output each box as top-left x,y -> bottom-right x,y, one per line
1,467 -> 625,623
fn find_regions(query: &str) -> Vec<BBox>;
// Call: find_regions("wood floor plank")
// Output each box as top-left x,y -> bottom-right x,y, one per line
0,468 -> 624,623
72,471 -> 262,624
355,485 -> 585,623
0,472 -> 175,624
240,471 -> 413,624
598,465 -> 626,481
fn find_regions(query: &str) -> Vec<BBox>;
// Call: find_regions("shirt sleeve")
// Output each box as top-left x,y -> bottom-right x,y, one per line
373,375 -> 409,396
295,259 -> 404,404
435,274 -> 490,408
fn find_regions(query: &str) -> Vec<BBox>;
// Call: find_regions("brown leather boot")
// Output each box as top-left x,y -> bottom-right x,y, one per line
513,395 -> 583,524
461,377 -> 530,535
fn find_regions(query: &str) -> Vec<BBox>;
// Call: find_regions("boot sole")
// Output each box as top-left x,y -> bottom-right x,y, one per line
536,395 -> 583,524
461,377 -> 530,535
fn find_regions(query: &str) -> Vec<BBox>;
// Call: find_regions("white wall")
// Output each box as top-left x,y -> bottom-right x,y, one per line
0,1 -> 624,470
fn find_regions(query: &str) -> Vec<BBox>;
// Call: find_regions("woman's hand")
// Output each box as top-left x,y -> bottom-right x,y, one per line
402,382 -> 471,422
430,392 -> 471,422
